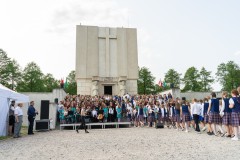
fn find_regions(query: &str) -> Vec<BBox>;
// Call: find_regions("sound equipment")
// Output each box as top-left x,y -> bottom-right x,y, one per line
155,122 -> 164,129
40,100 -> 49,119
54,98 -> 58,104
35,119 -> 50,131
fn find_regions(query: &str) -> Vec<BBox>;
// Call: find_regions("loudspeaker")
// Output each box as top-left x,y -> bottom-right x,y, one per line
35,119 -> 49,130
40,100 -> 49,119
155,122 -> 164,129
54,98 -> 58,104
182,97 -> 186,101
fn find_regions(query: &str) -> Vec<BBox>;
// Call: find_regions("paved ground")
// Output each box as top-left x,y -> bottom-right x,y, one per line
0,127 -> 240,160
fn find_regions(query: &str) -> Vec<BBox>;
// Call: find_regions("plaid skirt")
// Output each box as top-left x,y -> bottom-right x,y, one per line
222,112 -> 231,125
148,116 -> 153,122
204,113 -> 209,123
170,115 -> 176,122
231,112 -> 240,127
157,114 -> 162,122
209,112 -> 221,124
139,115 -> 144,121
182,113 -> 190,123
175,114 -> 181,123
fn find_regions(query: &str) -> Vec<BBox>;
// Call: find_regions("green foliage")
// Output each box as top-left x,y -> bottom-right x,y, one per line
182,67 -> 201,92
16,62 -> 44,92
0,49 -> 22,89
0,49 -> 11,86
43,73 -> 59,92
199,67 -> 214,91
64,70 -> 77,95
216,61 -> 240,92
164,69 -> 181,88
138,67 -> 155,94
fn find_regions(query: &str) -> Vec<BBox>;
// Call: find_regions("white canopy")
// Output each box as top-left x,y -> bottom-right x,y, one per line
0,84 -> 29,136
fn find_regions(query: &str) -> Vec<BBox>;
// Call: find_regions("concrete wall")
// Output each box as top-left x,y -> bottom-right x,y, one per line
21,89 -> 66,129
159,88 -> 221,101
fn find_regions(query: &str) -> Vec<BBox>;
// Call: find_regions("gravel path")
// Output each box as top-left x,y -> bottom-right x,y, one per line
0,127 -> 240,160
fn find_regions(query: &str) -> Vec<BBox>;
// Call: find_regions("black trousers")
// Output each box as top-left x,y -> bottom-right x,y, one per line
193,114 -> 200,132
28,116 -> 35,134
77,116 -> 87,131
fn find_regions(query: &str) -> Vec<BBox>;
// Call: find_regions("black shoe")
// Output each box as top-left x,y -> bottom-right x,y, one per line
28,133 -> 34,135
85,131 -> 89,133
76,129 -> 79,133
207,132 -> 214,135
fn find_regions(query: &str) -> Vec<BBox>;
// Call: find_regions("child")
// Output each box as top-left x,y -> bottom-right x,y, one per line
169,102 -> 176,129
207,92 -> 221,136
175,102 -> 182,131
203,97 -> 212,134
221,91 -> 232,137
181,100 -> 190,132
229,89 -> 240,141
138,104 -> 144,127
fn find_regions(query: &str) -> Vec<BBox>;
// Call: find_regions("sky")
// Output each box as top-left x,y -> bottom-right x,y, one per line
1,0 -> 240,91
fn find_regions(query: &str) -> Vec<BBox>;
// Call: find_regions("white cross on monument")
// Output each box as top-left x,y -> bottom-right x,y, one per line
98,27 -> 117,77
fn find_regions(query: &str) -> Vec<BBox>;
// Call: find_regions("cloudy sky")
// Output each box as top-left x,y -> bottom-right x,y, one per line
1,0 -> 240,90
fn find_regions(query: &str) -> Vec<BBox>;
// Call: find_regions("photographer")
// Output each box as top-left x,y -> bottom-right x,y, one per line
27,101 -> 38,135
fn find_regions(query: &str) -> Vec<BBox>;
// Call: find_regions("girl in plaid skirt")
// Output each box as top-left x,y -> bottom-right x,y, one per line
207,92 -> 221,136
203,97 -> 212,134
229,89 -> 240,141
221,91 -> 232,137
175,102 -> 182,131
181,100 -> 190,132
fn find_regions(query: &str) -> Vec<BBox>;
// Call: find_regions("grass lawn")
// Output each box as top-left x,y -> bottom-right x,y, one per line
0,125 -> 28,141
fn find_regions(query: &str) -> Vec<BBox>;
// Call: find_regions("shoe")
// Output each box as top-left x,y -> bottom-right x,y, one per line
202,127 -> 206,132
76,129 -> 79,133
13,136 -> 18,138
85,131 -> 89,133
28,133 -> 34,135
185,130 -> 189,133
207,132 -> 214,135
231,136 -> 239,141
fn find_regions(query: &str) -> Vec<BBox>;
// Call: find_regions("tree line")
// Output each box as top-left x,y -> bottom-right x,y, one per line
1,48 -> 240,95
138,61 -> 240,94
0,49 -> 76,94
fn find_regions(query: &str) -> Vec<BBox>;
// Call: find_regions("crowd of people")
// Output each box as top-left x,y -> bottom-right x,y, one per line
58,87 -> 240,140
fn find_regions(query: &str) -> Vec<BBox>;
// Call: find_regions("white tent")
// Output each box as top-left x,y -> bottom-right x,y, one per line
0,84 -> 29,136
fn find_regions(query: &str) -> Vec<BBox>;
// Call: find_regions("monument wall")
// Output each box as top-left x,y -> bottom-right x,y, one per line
76,25 -> 138,96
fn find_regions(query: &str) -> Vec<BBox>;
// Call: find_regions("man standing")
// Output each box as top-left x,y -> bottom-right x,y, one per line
76,104 -> 89,133
13,103 -> 23,138
27,101 -> 38,135
191,99 -> 201,133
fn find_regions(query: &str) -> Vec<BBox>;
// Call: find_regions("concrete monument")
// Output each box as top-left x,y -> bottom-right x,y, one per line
76,25 -> 138,96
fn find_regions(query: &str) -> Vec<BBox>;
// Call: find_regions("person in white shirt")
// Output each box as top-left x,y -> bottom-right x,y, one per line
13,103 -> 24,138
191,99 -> 201,133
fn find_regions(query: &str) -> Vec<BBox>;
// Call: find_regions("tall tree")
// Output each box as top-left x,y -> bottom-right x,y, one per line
199,67 -> 214,91
64,70 -> 77,95
5,59 -> 22,90
164,69 -> 181,88
0,49 -> 11,86
16,62 -> 44,92
182,67 -> 201,92
216,61 -> 240,92
138,67 -> 155,94
43,73 -> 59,92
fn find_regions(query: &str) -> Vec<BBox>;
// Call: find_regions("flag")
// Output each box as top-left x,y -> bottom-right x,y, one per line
163,81 -> 168,88
158,79 -> 163,87
64,78 -> 68,89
